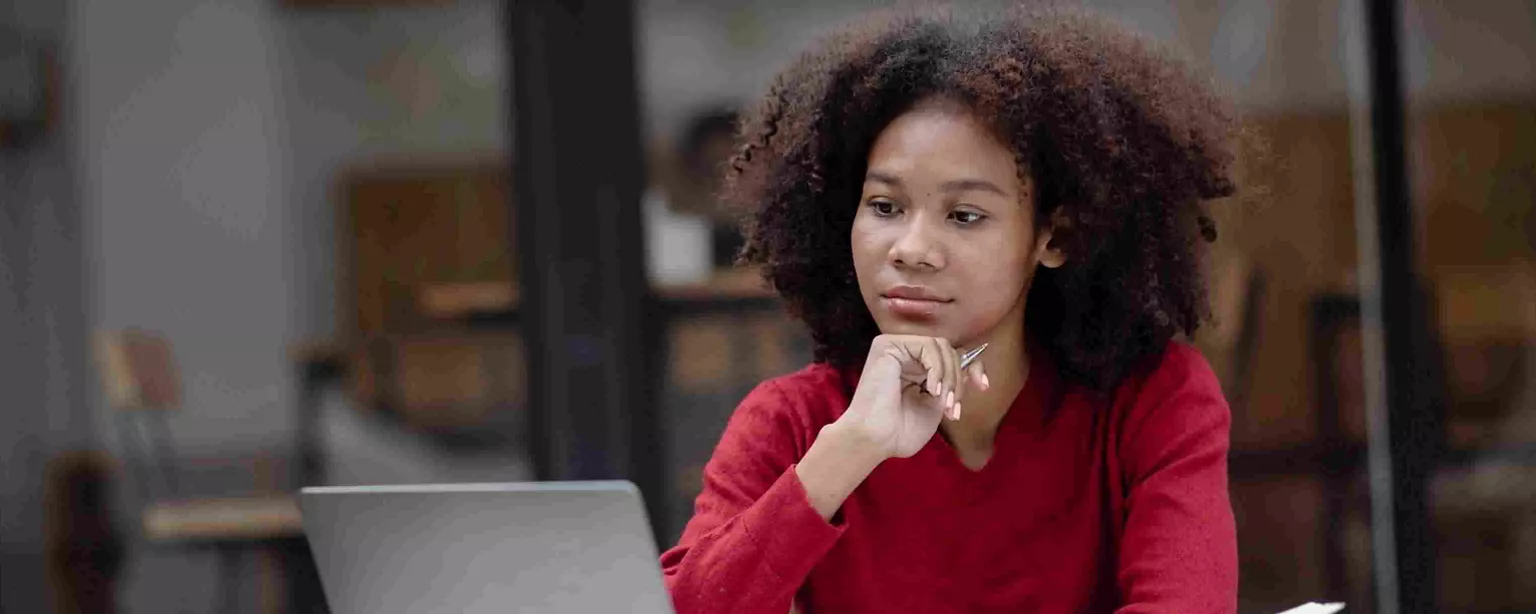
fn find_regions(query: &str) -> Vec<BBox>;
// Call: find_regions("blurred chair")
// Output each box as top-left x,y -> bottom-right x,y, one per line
1313,266 -> 1536,610
94,329 -> 304,614
1426,265 -> 1536,610
44,449 -> 125,614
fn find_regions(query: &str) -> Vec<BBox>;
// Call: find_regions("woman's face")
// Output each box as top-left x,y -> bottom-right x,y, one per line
852,99 -> 1062,347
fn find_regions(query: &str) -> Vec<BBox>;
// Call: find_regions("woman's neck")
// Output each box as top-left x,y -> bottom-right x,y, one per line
940,330 -> 1030,460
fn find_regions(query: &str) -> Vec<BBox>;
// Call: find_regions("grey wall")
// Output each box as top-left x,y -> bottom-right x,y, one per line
77,0 -> 296,459
1,2 -> 92,613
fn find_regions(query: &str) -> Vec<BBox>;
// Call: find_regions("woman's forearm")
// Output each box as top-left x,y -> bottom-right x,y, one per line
795,423 -> 886,520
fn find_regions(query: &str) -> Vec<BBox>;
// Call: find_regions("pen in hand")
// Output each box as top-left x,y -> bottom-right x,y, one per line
959,343 -> 988,371
923,343 -> 988,398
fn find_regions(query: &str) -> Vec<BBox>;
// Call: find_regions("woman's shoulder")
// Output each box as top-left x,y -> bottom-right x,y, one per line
1105,340 -> 1232,481
714,363 -> 852,457
1111,340 -> 1228,426
1133,340 -> 1220,387
763,361 -> 854,397
735,362 -> 854,427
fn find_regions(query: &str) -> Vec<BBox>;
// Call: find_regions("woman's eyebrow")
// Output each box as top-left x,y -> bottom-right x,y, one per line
938,178 -> 1007,197
864,170 -> 903,187
865,171 -> 1009,198
865,171 -> 1007,197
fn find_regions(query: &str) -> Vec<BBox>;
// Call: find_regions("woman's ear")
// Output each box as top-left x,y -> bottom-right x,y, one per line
1036,208 -> 1070,269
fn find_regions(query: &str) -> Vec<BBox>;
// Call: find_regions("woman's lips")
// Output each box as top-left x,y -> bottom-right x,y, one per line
881,296 -> 950,320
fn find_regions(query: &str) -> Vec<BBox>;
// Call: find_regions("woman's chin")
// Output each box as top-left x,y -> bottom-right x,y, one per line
875,316 -> 998,350
875,318 -> 952,341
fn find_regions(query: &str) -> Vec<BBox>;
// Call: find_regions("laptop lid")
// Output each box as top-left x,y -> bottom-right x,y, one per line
298,481 -> 674,614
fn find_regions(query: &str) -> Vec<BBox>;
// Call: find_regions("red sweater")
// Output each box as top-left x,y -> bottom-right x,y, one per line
659,341 -> 1237,613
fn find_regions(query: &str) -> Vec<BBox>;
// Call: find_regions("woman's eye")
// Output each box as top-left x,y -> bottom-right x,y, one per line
951,210 -> 985,225
869,200 -> 898,216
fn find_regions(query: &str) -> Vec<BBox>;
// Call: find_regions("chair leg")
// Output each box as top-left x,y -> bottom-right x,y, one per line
146,411 -> 182,497
216,545 -> 242,614
115,413 -> 156,502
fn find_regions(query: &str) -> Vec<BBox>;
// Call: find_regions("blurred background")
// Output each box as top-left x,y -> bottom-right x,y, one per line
0,0 -> 1531,612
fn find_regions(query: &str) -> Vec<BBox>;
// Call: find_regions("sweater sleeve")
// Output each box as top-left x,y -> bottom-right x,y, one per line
1114,345 -> 1239,614
660,380 -> 847,614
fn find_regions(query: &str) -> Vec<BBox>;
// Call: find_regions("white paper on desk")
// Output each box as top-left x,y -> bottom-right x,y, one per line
1275,603 -> 1345,614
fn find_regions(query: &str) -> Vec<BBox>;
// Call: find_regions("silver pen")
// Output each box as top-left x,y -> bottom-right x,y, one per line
959,343 -> 988,370
925,343 -> 989,397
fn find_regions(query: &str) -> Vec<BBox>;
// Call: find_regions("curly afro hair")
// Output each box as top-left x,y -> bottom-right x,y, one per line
729,4 -> 1242,392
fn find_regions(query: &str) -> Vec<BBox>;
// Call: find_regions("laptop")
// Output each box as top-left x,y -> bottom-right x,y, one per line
298,481 -> 676,614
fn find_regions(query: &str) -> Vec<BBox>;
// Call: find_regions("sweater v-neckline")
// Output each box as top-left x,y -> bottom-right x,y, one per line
929,366 -> 1047,476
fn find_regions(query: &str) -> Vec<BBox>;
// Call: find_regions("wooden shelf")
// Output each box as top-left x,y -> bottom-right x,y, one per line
142,495 -> 303,543
279,0 -> 456,8
306,272 -> 781,341
654,269 -> 776,301
418,281 -> 519,319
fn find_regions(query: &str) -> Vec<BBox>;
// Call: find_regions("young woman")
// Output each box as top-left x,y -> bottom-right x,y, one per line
660,6 -> 1243,613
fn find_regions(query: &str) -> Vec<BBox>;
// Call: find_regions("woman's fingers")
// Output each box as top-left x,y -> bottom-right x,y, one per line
884,335 -> 977,421
920,348 -> 942,397
938,338 -> 962,418
918,338 -> 952,420
906,339 -> 950,412
966,359 -> 989,393
884,341 -> 939,397
929,341 -> 953,412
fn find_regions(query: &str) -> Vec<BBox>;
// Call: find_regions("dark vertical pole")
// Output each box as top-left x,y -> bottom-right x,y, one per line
1310,297 -> 1357,602
507,0 -> 667,537
1362,0 -> 1439,611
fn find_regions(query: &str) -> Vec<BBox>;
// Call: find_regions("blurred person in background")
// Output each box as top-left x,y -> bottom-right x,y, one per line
644,106 -> 746,285
660,5 -> 1244,613
677,107 -> 750,268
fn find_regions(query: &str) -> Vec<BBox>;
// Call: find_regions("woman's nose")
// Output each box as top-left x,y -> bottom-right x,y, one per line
890,217 -> 945,270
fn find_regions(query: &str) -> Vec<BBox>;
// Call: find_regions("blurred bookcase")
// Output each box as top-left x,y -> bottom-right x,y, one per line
336,161 -> 526,446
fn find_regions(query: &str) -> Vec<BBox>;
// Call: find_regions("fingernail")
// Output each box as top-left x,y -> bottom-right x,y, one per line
982,373 -> 991,389
946,390 -> 955,408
